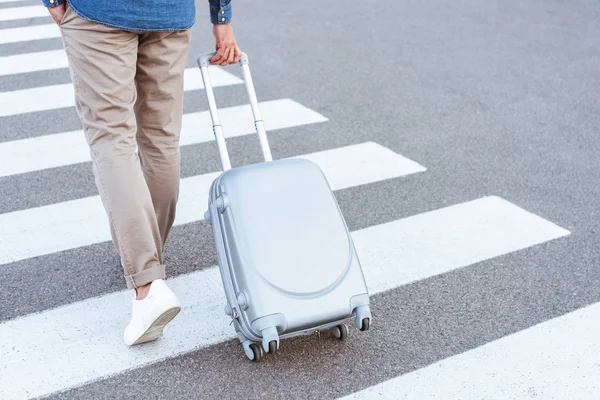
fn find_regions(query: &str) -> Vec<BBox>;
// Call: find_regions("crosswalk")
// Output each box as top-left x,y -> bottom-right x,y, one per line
0,197 -> 570,399
0,142 -> 422,265
0,5 -> 47,21
340,300 -> 600,399
0,24 -> 60,44
0,99 -> 328,177
0,67 -> 242,117
0,49 -> 69,76
0,4 -> 591,400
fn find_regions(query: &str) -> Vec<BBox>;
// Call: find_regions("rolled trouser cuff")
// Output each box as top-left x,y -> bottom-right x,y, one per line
124,263 -> 166,289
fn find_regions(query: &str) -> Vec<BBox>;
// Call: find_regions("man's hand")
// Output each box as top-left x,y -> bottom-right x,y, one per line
211,23 -> 242,66
47,3 -> 66,25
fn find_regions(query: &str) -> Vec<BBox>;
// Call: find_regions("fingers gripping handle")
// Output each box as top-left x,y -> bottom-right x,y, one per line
197,51 -> 248,67
197,52 -> 272,172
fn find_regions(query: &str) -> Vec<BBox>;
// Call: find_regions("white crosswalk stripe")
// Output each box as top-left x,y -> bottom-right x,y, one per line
0,5 -> 49,21
0,23 -> 60,44
0,49 -> 68,76
0,8 -> 583,400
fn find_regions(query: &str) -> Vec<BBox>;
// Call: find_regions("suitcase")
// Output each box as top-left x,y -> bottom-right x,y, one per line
197,51 -> 372,361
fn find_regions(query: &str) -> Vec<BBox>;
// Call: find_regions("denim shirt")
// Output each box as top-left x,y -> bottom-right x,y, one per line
41,0 -> 231,31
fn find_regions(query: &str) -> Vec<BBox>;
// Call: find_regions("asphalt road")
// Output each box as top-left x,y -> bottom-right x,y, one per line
1,0 -> 599,398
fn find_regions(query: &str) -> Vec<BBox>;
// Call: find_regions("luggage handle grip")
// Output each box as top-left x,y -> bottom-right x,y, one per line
196,51 -> 272,172
197,51 -> 247,68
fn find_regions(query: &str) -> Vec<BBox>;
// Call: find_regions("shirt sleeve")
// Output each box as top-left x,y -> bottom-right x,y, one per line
208,0 -> 232,24
41,0 -> 65,8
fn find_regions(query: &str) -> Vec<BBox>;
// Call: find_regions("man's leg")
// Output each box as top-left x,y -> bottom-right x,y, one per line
134,29 -> 192,258
59,7 -> 180,346
59,7 -> 165,290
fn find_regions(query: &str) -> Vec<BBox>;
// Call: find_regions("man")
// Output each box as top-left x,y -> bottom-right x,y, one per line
41,0 -> 242,346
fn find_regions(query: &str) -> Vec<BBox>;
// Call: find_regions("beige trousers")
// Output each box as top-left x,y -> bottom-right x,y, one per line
59,6 -> 192,289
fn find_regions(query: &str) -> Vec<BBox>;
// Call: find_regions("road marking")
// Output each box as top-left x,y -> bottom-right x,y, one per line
0,142 -> 425,265
0,49 -> 68,76
0,99 -> 328,177
0,67 -> 243,118
351,195 -> 570,294
0,5 -> 49,21
0,23 -> 60,45
0,196 -> 570,399
339,298 -> 598,399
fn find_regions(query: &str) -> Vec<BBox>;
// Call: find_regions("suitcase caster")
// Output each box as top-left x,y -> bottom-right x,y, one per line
355,305 -> 372,331
360,317 -> 371,331
243,340 -> 264,362
331,324 -> 349,340
261,326 -> 280,353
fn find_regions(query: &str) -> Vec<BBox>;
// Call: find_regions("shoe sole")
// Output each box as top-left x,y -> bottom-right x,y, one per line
131,306 -> 181,346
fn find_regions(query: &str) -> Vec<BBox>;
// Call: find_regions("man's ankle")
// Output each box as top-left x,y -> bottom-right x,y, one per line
135,282 -> 152,300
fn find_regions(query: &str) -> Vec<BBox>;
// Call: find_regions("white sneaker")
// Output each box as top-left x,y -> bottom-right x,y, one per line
124,279 -> 181,346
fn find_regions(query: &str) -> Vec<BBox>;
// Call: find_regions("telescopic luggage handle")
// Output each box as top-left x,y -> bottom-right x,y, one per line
197,51 -> 273,172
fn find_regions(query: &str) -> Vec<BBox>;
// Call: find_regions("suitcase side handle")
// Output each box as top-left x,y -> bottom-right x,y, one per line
197,51 -> 273,172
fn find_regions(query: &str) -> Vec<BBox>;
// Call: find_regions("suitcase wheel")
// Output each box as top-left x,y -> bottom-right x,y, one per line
355,305 -> 372,331
360,317 -> 371,331
268,340 -> 278,354
331,324 -> 349,340
249,343 -> 264,362
261,326 -> 280,354
243,341 -> 264,362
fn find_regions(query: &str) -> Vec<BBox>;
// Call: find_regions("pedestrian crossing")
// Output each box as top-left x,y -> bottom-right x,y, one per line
0,67 -> 242,117
0,4 -> 590,400
0,141 -> 424,265
0,5 -> 47,21
0,50 -> 70,76
0,24 -> 60,44
340,300 -> 600,399
0,99 -> 328,177
0,196 -> 570,399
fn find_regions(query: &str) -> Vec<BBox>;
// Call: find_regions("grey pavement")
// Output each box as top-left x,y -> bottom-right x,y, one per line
1,0 -> 600,398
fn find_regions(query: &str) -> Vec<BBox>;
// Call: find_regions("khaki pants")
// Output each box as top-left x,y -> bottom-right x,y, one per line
59,6 -> 192,289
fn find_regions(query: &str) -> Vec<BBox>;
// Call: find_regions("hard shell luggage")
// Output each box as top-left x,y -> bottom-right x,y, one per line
197,52 -> 372,361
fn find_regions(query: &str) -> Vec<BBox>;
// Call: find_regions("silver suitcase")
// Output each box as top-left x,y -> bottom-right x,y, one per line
197,52 -> 372,361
